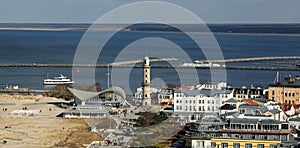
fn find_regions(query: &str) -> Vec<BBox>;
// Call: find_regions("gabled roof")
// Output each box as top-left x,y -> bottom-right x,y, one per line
258,106 -> 269,114
244,99 -> 258,105
220,111 -> 239,117
225,98 -> 238,103
198,116 -> 224,123
220,104 -> 236,110
269,108 -> 281,114
200,89 -> 232,97
238,104 -> 261,109
280,104 -> 300,112
289,117 -> 300,122
261,119 -> 281,125
230,118 -> 259,124
174,89 -> 232,97
174,89 -> 199,96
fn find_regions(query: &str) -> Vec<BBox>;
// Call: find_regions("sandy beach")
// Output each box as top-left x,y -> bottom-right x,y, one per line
0,94 -> 101,148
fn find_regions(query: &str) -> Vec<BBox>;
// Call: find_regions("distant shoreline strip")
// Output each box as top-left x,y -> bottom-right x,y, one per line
0,27 -> 300,36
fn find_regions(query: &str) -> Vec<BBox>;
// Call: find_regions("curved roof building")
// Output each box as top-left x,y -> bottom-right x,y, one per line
68,86 -> 126,105
63,86 -> 127,118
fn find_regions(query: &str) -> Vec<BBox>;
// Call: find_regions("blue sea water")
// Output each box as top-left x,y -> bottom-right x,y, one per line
0,29 -> 300,93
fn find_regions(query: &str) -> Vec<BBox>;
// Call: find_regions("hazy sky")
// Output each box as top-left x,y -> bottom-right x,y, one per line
0,0 -> 299,23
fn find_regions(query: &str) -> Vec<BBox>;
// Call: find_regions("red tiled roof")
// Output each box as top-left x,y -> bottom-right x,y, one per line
293,104 -> 300,109
280,104 -> 300,112
245,99 -> 258,105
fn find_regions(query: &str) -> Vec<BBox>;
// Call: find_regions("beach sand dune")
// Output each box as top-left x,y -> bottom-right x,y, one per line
0,94 -> 101,148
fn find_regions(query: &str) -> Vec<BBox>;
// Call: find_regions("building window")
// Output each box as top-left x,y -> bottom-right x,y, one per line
257,144 -> 264,148
272,90 -> 275,95
270,144 -> 277,148
245,144 -> 252,148
221,143 -> 228,148
199,106 -> 202,111
207,106 -> 210,111
199,100 -> 201,104
233,143 -> 240,148
211,142 -> 216,148
202,100 -> 204,103
281,124 -> 289,129
191,114 -> 195,120
196,141 -> 204,148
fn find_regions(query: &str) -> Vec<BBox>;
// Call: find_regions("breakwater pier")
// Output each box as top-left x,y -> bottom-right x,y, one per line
0,63 -> 299,71
198,56 -> 300,63
0,56 -> 300,71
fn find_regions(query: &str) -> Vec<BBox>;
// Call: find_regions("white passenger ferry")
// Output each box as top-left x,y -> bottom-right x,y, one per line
181,60 -> 226,67
43,74 -> 74,85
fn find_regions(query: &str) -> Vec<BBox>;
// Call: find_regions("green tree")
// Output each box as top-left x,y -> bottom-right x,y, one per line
151,111 -> 168,125
135,117 -> 148,127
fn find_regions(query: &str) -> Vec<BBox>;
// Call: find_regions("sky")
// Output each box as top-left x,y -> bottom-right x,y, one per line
0,0 -> 299,24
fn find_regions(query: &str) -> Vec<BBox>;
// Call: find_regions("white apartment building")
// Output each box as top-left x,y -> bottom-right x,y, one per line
173,82 -> 233,122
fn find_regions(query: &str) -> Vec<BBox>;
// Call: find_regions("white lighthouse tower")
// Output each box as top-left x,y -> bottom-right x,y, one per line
142,56 -> 151,106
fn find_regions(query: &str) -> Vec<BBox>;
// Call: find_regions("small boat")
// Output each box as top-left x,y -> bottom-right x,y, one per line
43,74 -> 74,85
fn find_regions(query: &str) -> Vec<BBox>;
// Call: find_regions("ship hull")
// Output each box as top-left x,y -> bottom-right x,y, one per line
43,82 -> 74,85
